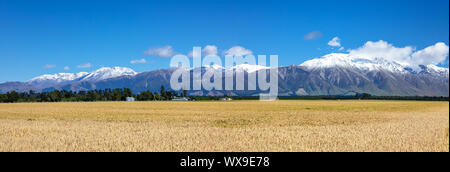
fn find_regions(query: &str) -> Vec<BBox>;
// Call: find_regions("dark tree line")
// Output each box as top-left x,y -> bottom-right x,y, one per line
0,85 -> 182,103
1,88 -> 448,103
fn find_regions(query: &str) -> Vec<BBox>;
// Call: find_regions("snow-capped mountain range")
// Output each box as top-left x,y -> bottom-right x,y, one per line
29,72 -> 89,84
28,64 -> 268,87
0,54 -> 448,96
27,67 -> 138,88
299,53 -> 449,76
79,67 -> 138,81
22,58 -> 450,87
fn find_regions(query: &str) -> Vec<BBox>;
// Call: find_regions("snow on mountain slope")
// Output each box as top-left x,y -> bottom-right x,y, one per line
81,67 -> 138,81
232,64 -> 270,73
202,64 -> 270,73
300,53 -> 417,74
419,64 -> 449,76
202,64 -> 224,70
27,67 -> 138,88
29,72 -> 89,82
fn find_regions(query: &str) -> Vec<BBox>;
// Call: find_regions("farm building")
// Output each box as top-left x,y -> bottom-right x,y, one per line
220,97 -> 233,101
126,97 -> 135,102
172,97 -> 189,101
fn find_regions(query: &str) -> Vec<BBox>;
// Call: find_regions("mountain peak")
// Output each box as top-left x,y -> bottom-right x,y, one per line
29,72 -> 89,82
80,67 -> 138,81
300,53 -> 411,74
26,67 -> 138,88
419,64 -> 449,76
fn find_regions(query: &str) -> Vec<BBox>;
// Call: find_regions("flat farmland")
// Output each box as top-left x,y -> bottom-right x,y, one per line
0,100 -> 448,152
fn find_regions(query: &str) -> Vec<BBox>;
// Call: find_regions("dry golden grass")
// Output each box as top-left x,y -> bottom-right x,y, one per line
0,100 -> 448,152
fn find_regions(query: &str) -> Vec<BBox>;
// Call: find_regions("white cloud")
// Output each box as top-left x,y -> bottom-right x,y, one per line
348,40 -> 449,67
77,63 -> 92,68
202,45 -> 218,56
328,37 -> 345,51
224,46 -> 253,56
411,42 -> 449,67
64,66 -> 70,70
130,58 -> 147,64
144,46 -> 176,58
328,37 -> 341,47
43,64 -> 56,69
349,40 -> 414,66
187,45 -> 218,57
304,31 -> 322,40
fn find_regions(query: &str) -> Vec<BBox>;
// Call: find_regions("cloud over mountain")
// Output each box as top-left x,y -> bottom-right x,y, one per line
411,42 -> 449,67
224,46 -> 253,56
328,37 -> 344,51
328,37 -> 341,47
187,45 -> 218,57
348,40 -> 449,70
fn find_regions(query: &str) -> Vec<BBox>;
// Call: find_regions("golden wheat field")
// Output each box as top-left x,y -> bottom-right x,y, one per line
0,100 -> 448,152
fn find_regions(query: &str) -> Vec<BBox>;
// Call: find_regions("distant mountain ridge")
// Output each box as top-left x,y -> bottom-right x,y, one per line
299,53 -> 449,76
28,72 -> 90,88
0,55 -> 448,96
26,67 -> 138,89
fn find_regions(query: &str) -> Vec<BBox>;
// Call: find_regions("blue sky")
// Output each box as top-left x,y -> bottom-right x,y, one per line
0,0 -> 449,82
